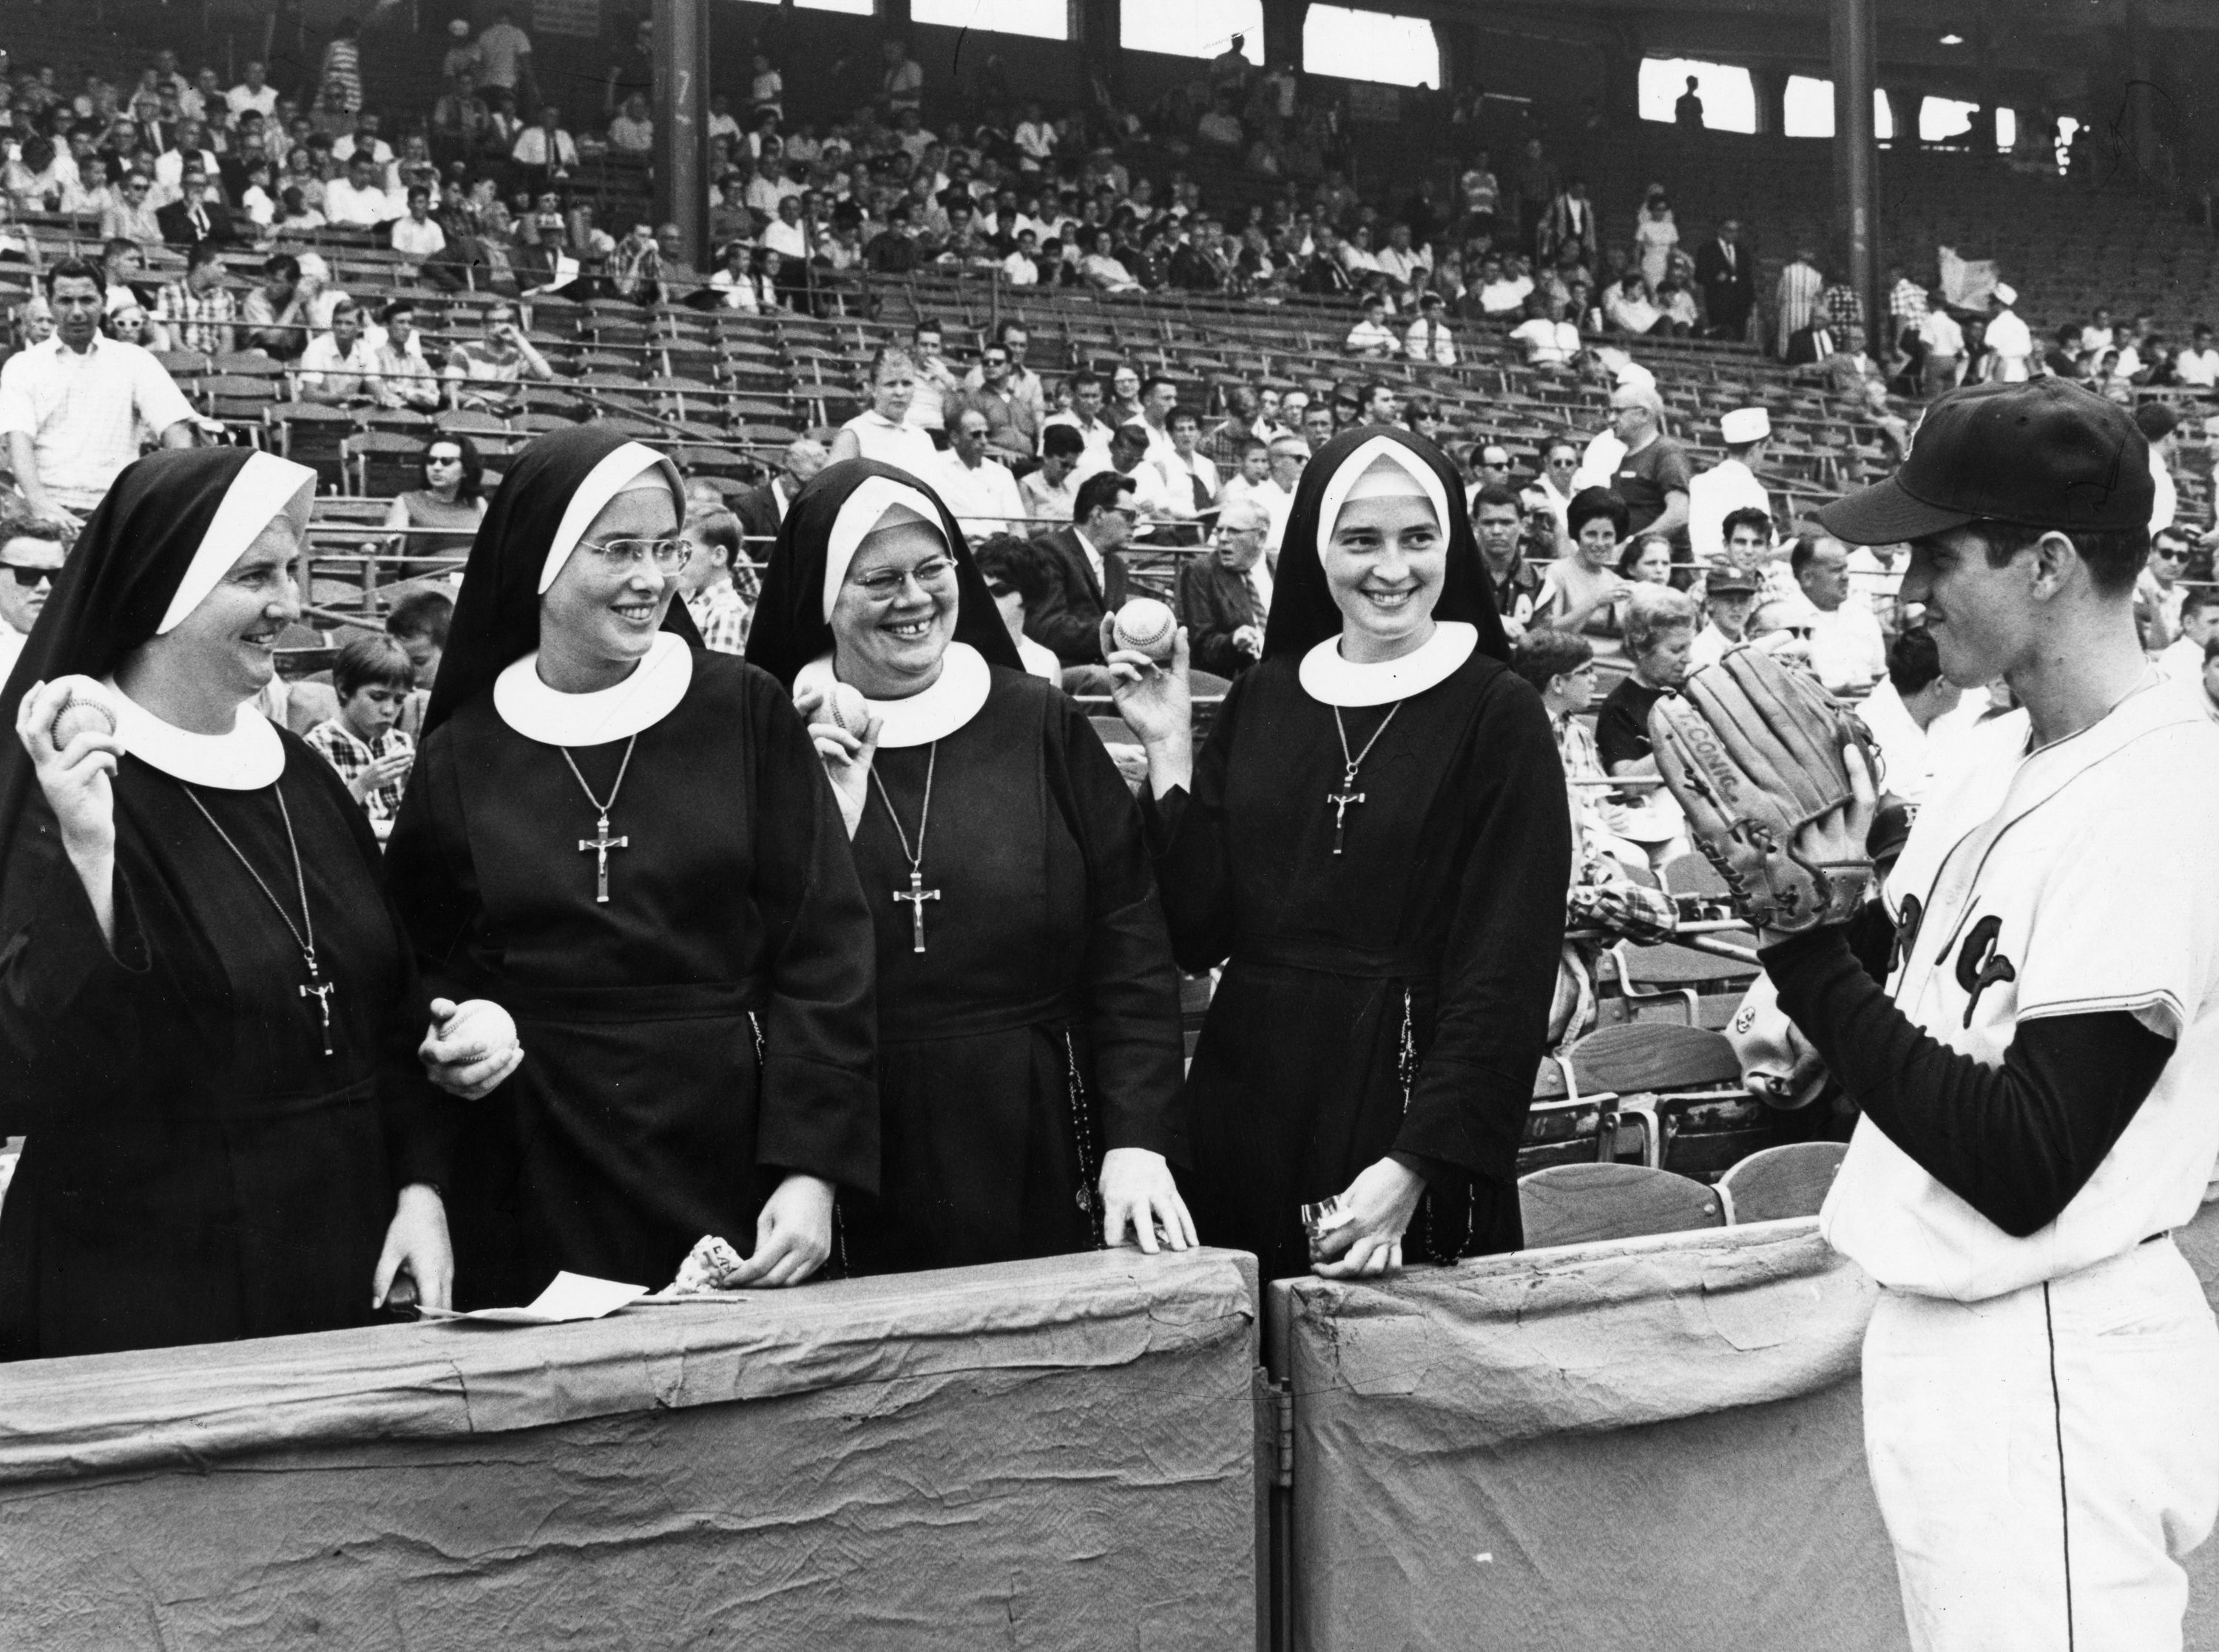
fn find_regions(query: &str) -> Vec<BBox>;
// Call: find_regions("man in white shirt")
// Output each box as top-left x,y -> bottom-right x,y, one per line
1477,255 -> 1532,317
226,61 -> 280,119
1256,435 -> 1306,556
1404,291 -> 1456,366
1686,407 -> 1776,566
0,518 -> 64,682
2135,401 -> 2179,533
1104,422 -> 1177,529
2174,324 -> 2219,387
2156,586 -> 2216,683
1373,223 -> 1430,291
0,261 -> 198,527
1852,626 -> 1962,805
1793,531 -> 1885,691
324,155 -> 398,228
1343,294 -> 1398,360
390,188 -> 447,258
1041,372 -> 1116,467
1982,282 -> 2033,382
936,408 -> 1025,538
1135,375 -> 1183,468
1917,297 -> 1965,398
297,301 -> 382,406
510,108 -> 578,180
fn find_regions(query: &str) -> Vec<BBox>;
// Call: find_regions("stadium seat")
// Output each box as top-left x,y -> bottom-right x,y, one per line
1717,1141 -> 1849,1225
1601,938 -> 1758,1029
1516,1163 -> 1724,1250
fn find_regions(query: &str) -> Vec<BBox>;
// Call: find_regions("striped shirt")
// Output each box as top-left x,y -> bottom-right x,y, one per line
305,718 -> 414,828
154,279 -> 238,356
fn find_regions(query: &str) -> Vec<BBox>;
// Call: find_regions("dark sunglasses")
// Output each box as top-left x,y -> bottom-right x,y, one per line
3,564 -> 55,586
2155,546 -> 2191,561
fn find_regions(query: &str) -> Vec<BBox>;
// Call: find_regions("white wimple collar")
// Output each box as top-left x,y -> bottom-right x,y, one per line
1297,621 -> 1478,708
108,680 -> 286,791
795,641 -> 990,748
494,631 -> 694,745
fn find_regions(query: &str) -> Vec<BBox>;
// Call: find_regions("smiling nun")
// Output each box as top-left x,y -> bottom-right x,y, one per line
748,458 -> 1192,1270
385,426 -> 879,1304
1113,427 -> 1571,1281
0,447 -> 460,1358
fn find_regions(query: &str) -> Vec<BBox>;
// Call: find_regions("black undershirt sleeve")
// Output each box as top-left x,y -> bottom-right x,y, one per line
1760,924 -> 2176,1239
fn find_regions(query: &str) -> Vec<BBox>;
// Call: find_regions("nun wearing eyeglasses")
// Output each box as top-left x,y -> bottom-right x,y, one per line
0,448 -> 459,1359
747,459 -> 1192,1273
1113,428 -> 1570,1281
385,426 -> 879,1306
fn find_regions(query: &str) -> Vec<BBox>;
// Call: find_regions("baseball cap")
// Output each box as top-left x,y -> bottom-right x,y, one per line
1704,563 -> 1760,595
1815,379 -> 2152,546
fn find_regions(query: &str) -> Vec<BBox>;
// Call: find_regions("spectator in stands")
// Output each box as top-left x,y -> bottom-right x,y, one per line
305,634 -> 418,839
1508,136 -> 1561,255
903,321 -> 961,438
324,153 -> 397,229
1604,383 -> 1691,546
1792,532 -> 1885,691
1020,424 -> 1084,524
1027,467 -> 1135,678
99,171 -> 161,246
366,300 -> 442,413
0,259 -> 197,528
1506,294 -> 1578,368
298,300 -> 382,407
948,339 -> 1039,463
1178,497 -> 1271,678
1688,562 -> 1758,669
1686,407 -> 1773,566
1692,218 -> 1755,342
1774,245 -> 1823,359
608,94 -> 653,155
1620,535 -> 1674,585
1217,439 -> 1271,513
2174,323 -> 2219,387
672,508 -> 750,655
969,535 -> 1061,682
153,242 -> 237,358
1917,293 -> 1965,398
1597,584 -> 1697,776
239,252 -> 310,360
2156,584 -> 2216,681
1603,271 -> 1664,336
442,299 -> 553,412
1536,487 -> 1632,645
318,19 -> 365,119
226,61 -> 278,121
1300,399 -> 1336,453
391,187 -> 446,260
936,407 -> 1026,538
1081,228 -> 1144,294
153,166 -> 240,249
1854,627 -> 1960,806
880,38 -> 925,118
831,342 -> 939,472
511,106 -> 578,194
1521,439 -> 1577,552
1540,178 -> 1599,271
1982,282 -> 2034,381
732,437 -> 828,546
1470,483 -> 1538,639
1403,290 -> 1457,366
1158,407 -> 1220,529
475,8 -> 538,112
1718,503 -> 1797,603
2136,401 -> 2181,534
2138,527 -> 2190,652
1043,370 -> 1115,465
387,588 -> 453,694
1675,76 -> 1705,127
1823,326 -> 1913,456
379,434 -> 487,572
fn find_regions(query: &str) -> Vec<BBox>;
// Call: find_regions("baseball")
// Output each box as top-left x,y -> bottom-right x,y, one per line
47,681 -> 119,751
827,682 -> 871,738
1112,598 -> 1178,663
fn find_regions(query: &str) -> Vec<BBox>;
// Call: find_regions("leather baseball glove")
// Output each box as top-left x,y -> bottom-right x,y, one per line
1646,648 -> 1877,935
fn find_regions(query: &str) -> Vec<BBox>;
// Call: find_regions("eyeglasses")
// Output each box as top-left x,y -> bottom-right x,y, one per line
852,557 -> 954,596
3,564 -> 55,586
982,355 -> 1008,367
582,537 -> 692,572
2155,547 -> 2190,561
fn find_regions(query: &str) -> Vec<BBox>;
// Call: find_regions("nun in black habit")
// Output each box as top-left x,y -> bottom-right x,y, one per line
1112,427 -> 1571,1282
747,458 -> 1191,1272
385,426 -> 879,1304
0,447 -> 458,1359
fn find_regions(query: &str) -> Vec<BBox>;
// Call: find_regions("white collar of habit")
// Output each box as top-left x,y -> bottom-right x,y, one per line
494,630 -> 694,745
794,640 -> 990,748
108,680 -> 286,790
1297,620 -> 1478,708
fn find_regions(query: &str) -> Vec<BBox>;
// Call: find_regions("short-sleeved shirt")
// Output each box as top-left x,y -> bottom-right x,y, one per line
0,336 -> 196,512
1595,676 -> 1666,771
1612,436 -> 1692,539
475,22 -> 533,88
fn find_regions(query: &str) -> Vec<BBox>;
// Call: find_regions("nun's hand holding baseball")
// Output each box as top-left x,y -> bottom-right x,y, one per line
793,681 -> 882,840
16,677 -> 126,941
1102,617 -> 1193,798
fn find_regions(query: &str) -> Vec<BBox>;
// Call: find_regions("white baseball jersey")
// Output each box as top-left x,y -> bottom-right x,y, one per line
1821,680 -> 2219,1302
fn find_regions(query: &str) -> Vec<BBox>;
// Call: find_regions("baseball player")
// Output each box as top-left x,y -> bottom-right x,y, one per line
1753,380 -> 2219,1651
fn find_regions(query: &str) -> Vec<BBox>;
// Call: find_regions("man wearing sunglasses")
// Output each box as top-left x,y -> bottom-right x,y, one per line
0,515 -> 64,680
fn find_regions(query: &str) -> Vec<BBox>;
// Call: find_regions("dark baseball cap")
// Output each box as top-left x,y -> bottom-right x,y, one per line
1703,563 -> 1760,595
1816,378 -> 2152,545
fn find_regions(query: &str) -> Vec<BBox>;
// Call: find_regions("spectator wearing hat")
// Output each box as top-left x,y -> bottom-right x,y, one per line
1689,561 -> 1759,669
1982,282 -> 2034,382
1344,293 -> 1397,359
1854,628 -> 1964,806
1405,291 -> 1456,366
1686,406 -> 1776,566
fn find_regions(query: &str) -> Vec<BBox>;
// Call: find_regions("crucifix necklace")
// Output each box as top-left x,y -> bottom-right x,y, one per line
871,742 -> 939,953
183,784 -> 335,1057
1328,702 -> 1402,856
561,736 -> 638,904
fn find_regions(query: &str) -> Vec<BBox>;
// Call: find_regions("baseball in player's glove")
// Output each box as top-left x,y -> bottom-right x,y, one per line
1646,647 -> 1878,935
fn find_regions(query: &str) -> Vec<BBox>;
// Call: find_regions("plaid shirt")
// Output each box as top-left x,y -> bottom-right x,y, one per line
155,279 -> 238,356
1822,282 -> 1865,330
305,718 -> 414,829
1888,279 -> 1929,325
686,583 -> 750,654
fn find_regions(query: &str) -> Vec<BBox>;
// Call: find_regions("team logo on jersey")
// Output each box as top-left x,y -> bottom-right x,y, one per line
1952,914 -> 2017,1028
1891,892 -> 1924,978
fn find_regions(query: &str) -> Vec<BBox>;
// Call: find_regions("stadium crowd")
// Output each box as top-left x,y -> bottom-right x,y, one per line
0,15 -> 2215,1360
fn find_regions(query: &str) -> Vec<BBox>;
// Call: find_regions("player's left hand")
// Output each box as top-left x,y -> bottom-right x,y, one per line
1309,1157 -> 1427,1279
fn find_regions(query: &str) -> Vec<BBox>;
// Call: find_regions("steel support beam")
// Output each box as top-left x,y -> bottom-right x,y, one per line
1829,0 -> 1882,353
652,0 -> 711,269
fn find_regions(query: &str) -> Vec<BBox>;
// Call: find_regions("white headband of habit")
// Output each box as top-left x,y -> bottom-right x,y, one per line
539,441 -> 684,594
823,475 -> 947,620
156,450 -> 319,634
1313,437 -> 1448,564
